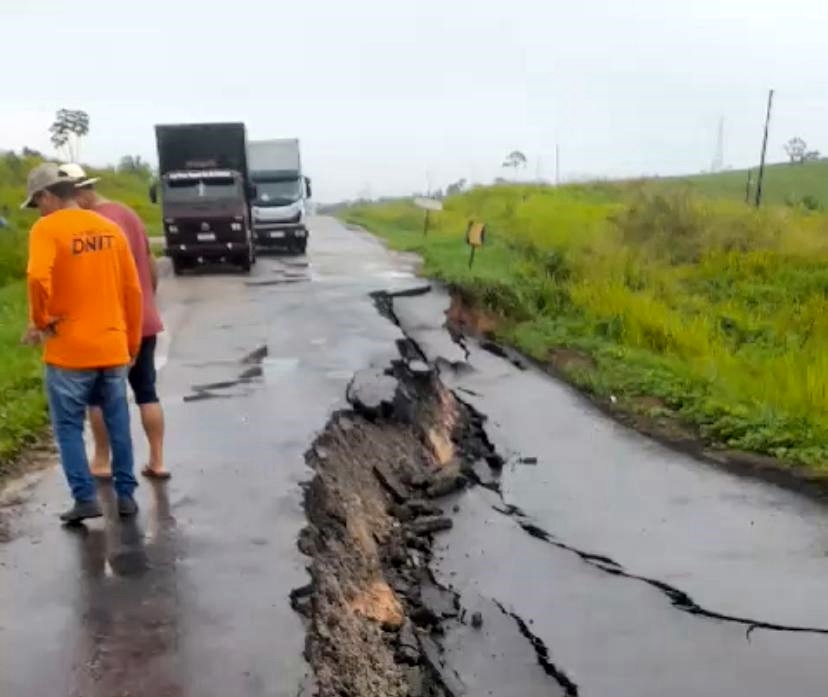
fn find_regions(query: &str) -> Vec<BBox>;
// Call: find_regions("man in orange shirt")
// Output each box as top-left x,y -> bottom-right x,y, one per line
59,164 -> 169,481
22,163 -> 144,523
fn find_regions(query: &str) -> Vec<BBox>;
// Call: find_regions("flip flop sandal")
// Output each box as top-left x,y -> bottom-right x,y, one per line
142,466 -> 171,480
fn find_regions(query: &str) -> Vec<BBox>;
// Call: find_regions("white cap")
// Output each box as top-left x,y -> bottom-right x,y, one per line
58,163 -> 101,188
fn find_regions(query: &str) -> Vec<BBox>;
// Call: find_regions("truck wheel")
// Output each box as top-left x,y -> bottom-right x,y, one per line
294,239 -> 308,255
172,257 -> 186,276
240,251 -> 253,273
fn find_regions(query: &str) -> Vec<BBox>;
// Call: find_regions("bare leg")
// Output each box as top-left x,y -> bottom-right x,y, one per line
88,406 -> 112,477
139,402 -> 167,474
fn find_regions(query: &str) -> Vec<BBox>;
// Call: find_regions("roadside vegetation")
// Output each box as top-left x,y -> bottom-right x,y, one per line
0,150 -> 159,474
344,177 -> 828,477
660,159 -> 828,210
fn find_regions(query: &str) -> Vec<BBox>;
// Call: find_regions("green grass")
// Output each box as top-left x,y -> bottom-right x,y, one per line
0,150 -> 161,472
657,159 -> 828,209
345,182 -> 828,476
0,282 -> 48,474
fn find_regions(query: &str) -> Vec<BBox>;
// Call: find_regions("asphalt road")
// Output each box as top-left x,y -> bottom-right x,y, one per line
392,288 -> 828,697
0,218 -> 418,697
1,217 -> 827,696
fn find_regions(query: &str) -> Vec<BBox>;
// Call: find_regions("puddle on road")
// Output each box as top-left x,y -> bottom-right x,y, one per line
375,269 -> 415,280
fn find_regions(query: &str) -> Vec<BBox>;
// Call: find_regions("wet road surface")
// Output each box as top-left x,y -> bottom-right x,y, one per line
0,218 -> 418,697
3,217 -> 828,696
392,288 -> 828,696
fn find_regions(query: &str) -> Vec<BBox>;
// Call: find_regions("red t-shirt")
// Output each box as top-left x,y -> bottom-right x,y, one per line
95,202 -> 164,338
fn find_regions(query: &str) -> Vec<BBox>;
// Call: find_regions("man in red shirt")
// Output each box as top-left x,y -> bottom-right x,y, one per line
60,164 -> 170,480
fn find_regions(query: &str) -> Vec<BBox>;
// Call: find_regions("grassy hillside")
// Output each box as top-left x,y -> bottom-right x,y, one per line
345,181 -> 828,477
659,160 -> 828,209
0,151 -> 160,474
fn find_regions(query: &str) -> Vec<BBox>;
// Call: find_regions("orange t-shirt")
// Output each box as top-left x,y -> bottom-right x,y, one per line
27,208 -> 143,369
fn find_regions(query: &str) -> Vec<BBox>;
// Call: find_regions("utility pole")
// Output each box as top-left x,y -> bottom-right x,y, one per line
711,116 -> 725,173
755,89 -> 774,207
555,145 -> 560,186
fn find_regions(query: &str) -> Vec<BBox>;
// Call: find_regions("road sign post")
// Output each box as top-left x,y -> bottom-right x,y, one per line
465,221 -> 486,269
414,197 -> 443,236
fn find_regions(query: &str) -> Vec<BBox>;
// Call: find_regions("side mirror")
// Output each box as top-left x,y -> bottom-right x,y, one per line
149,182 -> 158,204
304,176 -> 312,199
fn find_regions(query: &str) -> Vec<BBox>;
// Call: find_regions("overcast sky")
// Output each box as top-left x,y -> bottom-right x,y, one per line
3,0 -> 828,201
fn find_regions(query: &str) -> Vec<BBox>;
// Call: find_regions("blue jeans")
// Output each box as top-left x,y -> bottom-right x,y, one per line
45,365 -> 137,502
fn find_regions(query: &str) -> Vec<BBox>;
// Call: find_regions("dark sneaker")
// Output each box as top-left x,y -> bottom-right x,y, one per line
59,500 -> 103,524
118,496 -> 139,517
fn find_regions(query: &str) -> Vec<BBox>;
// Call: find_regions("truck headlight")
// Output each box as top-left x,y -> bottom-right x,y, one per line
231,222 -> 242,231
167,225 -> 178,233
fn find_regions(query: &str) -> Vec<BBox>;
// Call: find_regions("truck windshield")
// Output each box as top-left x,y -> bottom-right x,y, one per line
164,176 -> 241,202
255,179 -> 302,205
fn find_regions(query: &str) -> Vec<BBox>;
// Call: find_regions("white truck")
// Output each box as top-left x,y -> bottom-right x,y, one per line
248,139 -> 311,254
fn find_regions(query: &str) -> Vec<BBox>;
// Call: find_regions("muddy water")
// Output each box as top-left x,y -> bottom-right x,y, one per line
392,288 -> 828,697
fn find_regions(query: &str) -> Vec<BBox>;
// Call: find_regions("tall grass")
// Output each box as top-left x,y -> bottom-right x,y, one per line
346,183 -> 828,472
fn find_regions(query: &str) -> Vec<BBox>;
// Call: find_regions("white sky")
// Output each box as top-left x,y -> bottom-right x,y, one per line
2,0 -> 828,201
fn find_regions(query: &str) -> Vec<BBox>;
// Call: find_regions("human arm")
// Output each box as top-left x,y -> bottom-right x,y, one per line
147,237 -> 159,292
26,221 -> 56,331
118,236 -> 144,359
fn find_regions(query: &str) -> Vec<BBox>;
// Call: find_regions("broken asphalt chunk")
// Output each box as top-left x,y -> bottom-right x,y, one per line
409,515 -> 453,536
374,463 -> 410,504
419,582 -> 459,621
396,619 -> 421,664
426,473 -> 467,499
241,344 -> 268,364
393,499 -> 443,522
346,369 -> 399,419
407,359 -> 432,377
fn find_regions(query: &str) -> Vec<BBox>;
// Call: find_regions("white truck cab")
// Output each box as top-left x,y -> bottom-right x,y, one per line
248,139 -> 311,254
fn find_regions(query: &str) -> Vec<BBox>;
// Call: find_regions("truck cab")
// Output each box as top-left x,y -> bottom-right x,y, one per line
249,139 -> 311,255
158,169 -> 253,274
152,123 -> 256,274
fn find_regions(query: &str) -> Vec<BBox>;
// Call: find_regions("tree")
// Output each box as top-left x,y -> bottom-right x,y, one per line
502,150 -> 528,178
784,137 -> 809,165
445,178 -> 467,196
118,154 -> 151,176
49,108 -> 90,162
805,150 -> 821,162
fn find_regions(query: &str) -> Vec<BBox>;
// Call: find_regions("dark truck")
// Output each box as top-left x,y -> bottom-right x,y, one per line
151,123 -> 256,274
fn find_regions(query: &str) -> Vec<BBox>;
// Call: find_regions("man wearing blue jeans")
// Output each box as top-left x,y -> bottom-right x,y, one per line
22,163 -> 144,523
45,367 -> 138,520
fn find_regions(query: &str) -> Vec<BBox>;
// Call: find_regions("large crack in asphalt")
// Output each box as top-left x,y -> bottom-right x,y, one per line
380,290 -> 828,640
493,600 -> 579,696
292,341 -> 472,694
292,284 -> 828,697
291,286 -> 575,696
491,501 -> 828,638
